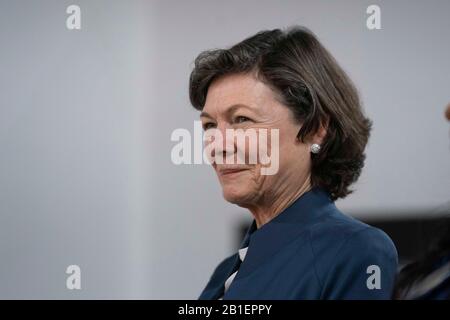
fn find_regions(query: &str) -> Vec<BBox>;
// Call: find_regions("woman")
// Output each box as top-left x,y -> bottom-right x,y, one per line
189,27 -> 398,299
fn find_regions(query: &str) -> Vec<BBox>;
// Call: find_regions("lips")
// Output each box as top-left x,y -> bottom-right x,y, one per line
218,167 -> 249,176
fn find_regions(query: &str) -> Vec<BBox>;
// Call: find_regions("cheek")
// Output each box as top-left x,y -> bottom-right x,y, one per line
246,164 -> 269,193
277,138 -> 311,175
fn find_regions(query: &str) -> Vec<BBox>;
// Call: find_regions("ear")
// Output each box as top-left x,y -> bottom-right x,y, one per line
295,117 -> 329,144
312,117 -> 329,145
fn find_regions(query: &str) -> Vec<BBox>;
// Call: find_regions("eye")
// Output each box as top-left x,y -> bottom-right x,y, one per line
235,116 -> 251,124
202,122 -> 216,130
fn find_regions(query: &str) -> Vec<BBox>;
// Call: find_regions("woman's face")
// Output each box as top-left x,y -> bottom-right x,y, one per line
200,73 -> 313,207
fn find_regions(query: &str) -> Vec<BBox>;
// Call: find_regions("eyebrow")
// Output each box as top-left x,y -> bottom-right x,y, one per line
199,104 -> 257,119
200,111 -> 213,118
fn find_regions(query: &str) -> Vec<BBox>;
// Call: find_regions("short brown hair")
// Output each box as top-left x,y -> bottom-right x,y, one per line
189,27 -> 372,200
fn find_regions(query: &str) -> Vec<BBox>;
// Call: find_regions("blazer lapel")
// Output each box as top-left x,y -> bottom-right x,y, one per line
198,253 -> 240,299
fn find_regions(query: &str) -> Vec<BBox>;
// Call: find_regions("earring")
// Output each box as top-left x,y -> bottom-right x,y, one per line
310,143 -> 321,154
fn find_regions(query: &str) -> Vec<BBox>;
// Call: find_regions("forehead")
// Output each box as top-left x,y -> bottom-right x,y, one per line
203,73 -> 278,115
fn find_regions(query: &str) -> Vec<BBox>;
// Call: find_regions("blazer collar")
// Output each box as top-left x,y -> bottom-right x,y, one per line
234,186 -> 335,281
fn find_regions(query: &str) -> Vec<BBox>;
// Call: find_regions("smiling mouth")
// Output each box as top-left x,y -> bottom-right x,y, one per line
218,168 -> 249,176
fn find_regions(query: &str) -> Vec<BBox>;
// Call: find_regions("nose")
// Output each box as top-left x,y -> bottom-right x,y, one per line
206,123 -> 236,162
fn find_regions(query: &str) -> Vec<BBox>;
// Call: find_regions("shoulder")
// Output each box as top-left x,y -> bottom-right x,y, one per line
306,207 -> 398,299
309,207 -> 398,262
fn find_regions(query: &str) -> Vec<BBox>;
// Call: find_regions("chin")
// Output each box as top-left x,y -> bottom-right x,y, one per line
221,184 -> 254,205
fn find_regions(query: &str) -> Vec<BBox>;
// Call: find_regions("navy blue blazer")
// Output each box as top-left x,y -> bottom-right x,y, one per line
199,187 -> 398,300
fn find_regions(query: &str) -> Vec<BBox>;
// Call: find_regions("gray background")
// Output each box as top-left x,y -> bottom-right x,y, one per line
0,0 -> 449,299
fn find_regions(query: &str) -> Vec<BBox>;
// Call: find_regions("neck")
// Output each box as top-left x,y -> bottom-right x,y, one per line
247,176 -> 312,228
